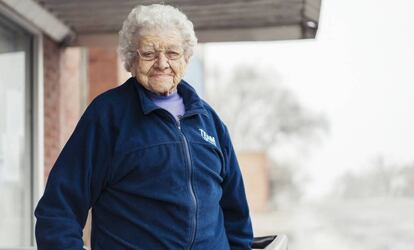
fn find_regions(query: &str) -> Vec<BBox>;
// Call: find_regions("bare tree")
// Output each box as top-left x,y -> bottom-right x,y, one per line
207,64 -> 328,151
333,156 -> 414,198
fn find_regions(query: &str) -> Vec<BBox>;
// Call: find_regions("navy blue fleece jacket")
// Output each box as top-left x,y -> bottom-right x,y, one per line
35,77 -> 253,249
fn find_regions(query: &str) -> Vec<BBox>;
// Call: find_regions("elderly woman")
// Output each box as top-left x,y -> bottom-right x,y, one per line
35,4 -> 253,250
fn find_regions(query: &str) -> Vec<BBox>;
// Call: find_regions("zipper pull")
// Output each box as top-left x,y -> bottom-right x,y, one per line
177,115 -> 182,130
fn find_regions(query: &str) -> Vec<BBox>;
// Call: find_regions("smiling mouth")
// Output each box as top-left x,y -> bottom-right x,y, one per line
151,74 -> 172,77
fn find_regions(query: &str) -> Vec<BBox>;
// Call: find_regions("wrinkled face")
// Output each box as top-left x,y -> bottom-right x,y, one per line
133,29 -> 188,95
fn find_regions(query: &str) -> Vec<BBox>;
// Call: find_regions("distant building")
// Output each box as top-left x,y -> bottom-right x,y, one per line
238,151 -> 271,213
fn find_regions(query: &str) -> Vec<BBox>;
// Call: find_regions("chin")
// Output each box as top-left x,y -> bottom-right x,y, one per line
150,85 -> 173,95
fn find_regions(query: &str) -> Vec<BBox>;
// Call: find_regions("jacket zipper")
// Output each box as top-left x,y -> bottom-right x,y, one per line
176,116 -> 197,249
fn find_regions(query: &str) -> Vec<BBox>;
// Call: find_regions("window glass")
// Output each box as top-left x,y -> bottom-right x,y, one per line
0,13 -> 33,247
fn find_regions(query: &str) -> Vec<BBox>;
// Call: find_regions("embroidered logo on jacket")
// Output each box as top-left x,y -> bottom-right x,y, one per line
199,129 -> 216,146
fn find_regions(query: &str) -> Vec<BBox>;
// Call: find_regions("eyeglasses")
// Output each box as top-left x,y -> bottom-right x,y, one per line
137,48 -> 184,61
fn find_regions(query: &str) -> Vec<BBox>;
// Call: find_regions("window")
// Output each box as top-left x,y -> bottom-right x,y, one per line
0,13 -> 33,247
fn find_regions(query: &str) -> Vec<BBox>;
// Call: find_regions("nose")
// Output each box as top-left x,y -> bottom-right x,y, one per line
154,53 -> 170,70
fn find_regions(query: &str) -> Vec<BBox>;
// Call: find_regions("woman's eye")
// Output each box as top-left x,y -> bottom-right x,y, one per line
142,52 -> 155,57
167,51 -> 180,57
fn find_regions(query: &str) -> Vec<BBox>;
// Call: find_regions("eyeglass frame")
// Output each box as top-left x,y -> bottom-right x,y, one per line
136,47 -> 185,61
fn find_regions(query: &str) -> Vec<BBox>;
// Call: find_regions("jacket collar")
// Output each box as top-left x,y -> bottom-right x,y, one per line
131,77 -> 208,117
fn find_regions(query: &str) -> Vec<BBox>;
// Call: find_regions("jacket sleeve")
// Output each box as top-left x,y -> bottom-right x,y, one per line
34,104 -> 111,250
220,125 -> 253,249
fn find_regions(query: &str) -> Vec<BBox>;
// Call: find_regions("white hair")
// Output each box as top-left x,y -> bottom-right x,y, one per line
118,4 -> 198,72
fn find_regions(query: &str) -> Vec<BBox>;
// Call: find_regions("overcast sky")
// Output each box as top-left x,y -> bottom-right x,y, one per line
202,0 -> 414,198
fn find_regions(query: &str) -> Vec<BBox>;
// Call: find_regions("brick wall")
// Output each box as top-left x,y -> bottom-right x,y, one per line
43,37 -> 84,180
88,48 -> 119,102
43,37 -> 62,179
59,48 -> 84,145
